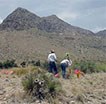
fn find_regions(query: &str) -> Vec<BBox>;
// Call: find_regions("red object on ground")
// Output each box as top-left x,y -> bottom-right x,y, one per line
0,70 -> 14,75
54,73 -> 60,78
74,69 -> 80,74
74,69 -> 81,78
74,69 -> 85,78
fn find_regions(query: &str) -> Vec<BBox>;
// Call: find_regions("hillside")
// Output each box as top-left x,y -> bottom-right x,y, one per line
0,70 -> 106,104
0,29 -> 106,63
0,7 -> 106,62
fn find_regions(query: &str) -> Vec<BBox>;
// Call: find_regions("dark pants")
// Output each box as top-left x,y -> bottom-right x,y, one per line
49,61 -> 58,74
61,63 -> 67,78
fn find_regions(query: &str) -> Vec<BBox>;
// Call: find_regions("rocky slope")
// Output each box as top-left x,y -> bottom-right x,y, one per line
37,15 -> 71,32
0,29 -> 106,62
96,30 -> 106,37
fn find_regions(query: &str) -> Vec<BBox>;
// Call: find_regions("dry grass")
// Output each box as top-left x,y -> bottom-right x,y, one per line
59,73 -> 106,96
0,66 -> 106,104
12,66 -> 43,76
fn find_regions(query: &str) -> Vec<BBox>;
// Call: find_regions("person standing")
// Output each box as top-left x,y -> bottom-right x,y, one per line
60,57 -> 72,79
47,50 -> 58,75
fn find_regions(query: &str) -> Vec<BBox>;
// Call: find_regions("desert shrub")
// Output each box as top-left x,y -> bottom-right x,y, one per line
72,61 -> 80,69
22,73 -> 34,93
96,63 -> 106,72
80,61 -> 96,73
47,80 -> 62,97
42,61 -> 49,70
20,61 -> 26,67
2,59 -> 17,69
22,70 -> 62,102
35,60 -> 41,66
42,73 -> 62,95
27,60 -> 41,67
73,61 -> 96,73
28,60 -> 35,65
3,61 -> 9,68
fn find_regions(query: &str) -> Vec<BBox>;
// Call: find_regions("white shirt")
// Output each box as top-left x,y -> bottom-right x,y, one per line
61,59 -> 72,66
48,53 -> 57,62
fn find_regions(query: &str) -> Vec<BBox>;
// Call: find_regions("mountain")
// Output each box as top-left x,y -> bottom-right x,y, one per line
0,7 -> 41,30
0,7 -> 71,32
96,30 -> 106,37
0,7 -> 106,62
0,7 -> 94,36
37,15 -> 72,32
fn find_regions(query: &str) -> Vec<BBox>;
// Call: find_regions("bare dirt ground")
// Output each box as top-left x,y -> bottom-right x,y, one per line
0,72 -> 106,104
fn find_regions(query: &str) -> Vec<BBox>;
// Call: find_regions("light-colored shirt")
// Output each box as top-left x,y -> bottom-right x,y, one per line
61,59 -> 72,67
48,53 -> 57,62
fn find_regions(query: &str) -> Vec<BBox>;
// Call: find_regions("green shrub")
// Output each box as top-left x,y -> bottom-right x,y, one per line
73,61 -> 96,73
81,61 -> 96,73
42,61 -> 49,70
22,73 -> 34,93
27,60 -> 41,67
22,70 -> 62,102
42,73 -> 62,96
35,60 -> 41,66
96,63 -> 106,72
2,59 -> 17,69
47,80 -> 62,97
73,61 -> 106,73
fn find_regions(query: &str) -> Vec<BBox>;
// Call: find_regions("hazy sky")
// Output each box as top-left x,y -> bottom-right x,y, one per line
0,0 -> 106,32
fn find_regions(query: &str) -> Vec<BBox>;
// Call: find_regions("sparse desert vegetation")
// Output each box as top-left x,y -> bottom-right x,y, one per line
0,7 -> 106,104
0,65 -> 106,104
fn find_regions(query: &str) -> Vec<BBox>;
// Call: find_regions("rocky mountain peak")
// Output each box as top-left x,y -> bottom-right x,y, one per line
0,7 -> 41,30
37,14 -> 72,33
0,7 -> 95,35
45,14 -> 59,19
12,7 -> 30,14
